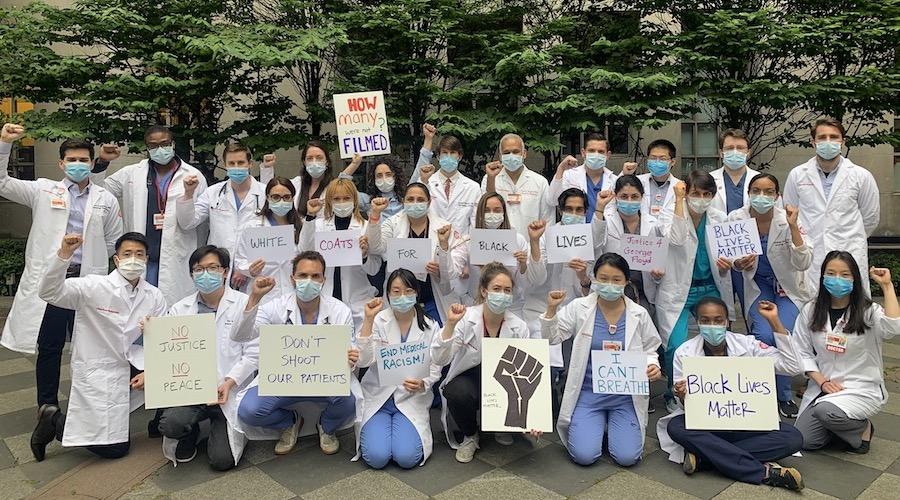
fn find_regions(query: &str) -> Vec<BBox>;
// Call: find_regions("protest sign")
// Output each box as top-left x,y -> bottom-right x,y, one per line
707,219 -> 763,260
144,314 -> 218,409
591,351 -> 649,395
481,338 -> 553,432
241,225 -> 296,263
315,230 -> 362,267
545,223 -> 594,264
385,238 -> 431,275
469,228 -> 517,266
621,234 -> 668,271
376,339 -> 431,387
683,356 -> 778,431
333,91 -> 390,159
258,325 -> 351,397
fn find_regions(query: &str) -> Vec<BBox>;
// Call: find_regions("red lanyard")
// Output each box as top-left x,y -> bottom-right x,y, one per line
154,166 -> 179,213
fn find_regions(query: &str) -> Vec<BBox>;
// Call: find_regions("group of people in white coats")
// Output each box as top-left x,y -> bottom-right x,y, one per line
0,113 -> 895,493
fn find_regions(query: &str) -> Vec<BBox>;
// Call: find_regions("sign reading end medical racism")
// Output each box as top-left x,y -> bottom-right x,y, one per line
545,223 -> 594,264
258,325 -> 351,397
481,338 -> 553,433
469,228 -> 517,266
707,219 -> 763,261
376,340 -> 431,387
333,90 -> 391,159
683,356 -> 778,431
241,225 -> 296,263
315,230 -> 362,268
144,314 -> 218,409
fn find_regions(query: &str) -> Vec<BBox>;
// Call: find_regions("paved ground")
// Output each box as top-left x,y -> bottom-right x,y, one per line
2,297 -> 900,499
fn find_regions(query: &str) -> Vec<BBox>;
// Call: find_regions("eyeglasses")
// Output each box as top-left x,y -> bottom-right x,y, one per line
191,265 -> 225,275
146,140 -> 173,148
268,195 -> 293,203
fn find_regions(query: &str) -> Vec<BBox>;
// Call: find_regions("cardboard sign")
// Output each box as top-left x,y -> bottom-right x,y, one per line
683,356 -> 778,431
707,219 -> 763,260
258,324 -> 352,397
241,225 -> 296,263
315,230 -> 362,267
621,234 -> 668,272
481,338 -> 553,433
144,314 -> 218,409
385,238 -> 431,275
333,90 -> 391,159
591,351 -> 649,395
545,223 -> 594,264
376,339 -> 431,387
469,228 -> 517,266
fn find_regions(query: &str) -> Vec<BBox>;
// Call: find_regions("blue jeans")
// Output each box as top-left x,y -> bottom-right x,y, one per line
237,386 -> 355,434
748,288 -> 799,402
360,397 -> 423,469
567,391 -> 642,466
665,284 -> 720,399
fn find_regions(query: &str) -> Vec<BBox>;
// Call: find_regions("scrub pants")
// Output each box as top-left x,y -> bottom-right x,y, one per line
360,397 -> 423,469
238,386 -> 355,434
665,284 -> 720,398
667,414 -> 802,483
159,405 -> 234,471
747,291 -> 798,402
794,401 -> 869,450
567,391 -> 642,467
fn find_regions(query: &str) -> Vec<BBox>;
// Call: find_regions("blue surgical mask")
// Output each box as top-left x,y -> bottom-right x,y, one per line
647,159 -> 670,177
561,213 -> 586,225
750,194 -> 776,214
501,153 -> 524,172
439,155 -> 459,172
617,200 -> 641,216
404,201 -> 429,219
584,153 -> 607,171
295,278 -> 323,302
390,294 -> 417,313
149,145 -> 175,165
699,324 -> 727,346
591,282 -> 625,301
226,168 -> 249,184
64,162 -> 91,183
305,161 -> 328,179
722,150 -> 747,170
823,275 -> 853,298
269,200 -> 293,217
815,141 -> 841,161
193,270 -> 224,294
486,291 -> 513,314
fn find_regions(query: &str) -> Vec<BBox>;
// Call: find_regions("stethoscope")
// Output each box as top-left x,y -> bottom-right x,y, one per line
212,181 -> 261,211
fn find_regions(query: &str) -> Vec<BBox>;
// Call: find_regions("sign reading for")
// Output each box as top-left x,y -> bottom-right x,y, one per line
385,238 -> 431,275
333,91 -> 390,159
683,356 -> 778,431
144,314 -> 218,409
258,325 -> 352,397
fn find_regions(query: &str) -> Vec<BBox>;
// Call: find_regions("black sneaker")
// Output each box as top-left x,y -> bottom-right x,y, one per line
778,400 -> 799,418
682,451 -> 698,475
175,426 -> 199,463
30,404 -> 60,462
848,421 -> 873,454
762,463 -> 804,491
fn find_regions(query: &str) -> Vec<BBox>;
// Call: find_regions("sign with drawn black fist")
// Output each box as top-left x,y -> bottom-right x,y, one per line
481,338 -> 552,432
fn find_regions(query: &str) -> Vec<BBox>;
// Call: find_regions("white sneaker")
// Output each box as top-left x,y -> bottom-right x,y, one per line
318,423 -> 340,455
455,434 -> 479,463
274,411 -> 303,455
494,433 -> 514,446
665,398 -> 680,414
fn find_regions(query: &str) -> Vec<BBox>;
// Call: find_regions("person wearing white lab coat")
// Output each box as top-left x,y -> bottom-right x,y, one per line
709,129 -> 761,215
655,171 -> 735,413
431,263 -> 539,463
482,134 -> 553,236
365,182 -> 462,325
782,252 -> 900,453
782,117 -> 880,295
541,253 -> 662,466
637,139 -> 682,231
728,173 -> 812,418
90,125 -> 208,305
298,178 -> 381,331
656,297 -> 805,491
0,126 -> 124,435
32,233 -> 167,460
354,270 -> 443,468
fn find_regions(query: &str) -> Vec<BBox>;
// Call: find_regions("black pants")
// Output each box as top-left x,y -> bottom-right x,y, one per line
54,412 -> 130,459
443,365 -> 481,437
36,303 -> 75,406
159,405 -> 234,471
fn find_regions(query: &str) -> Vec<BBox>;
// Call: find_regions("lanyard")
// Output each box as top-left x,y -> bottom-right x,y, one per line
154,166 -> 179,213
483,317 -> 504,338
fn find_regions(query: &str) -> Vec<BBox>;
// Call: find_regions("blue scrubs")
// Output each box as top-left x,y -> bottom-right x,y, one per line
360,397 -> 423,469
584,174 -> 605,222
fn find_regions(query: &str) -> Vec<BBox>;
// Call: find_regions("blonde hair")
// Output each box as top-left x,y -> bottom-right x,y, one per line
323,178 -> 363,222
475,262 -> 514,304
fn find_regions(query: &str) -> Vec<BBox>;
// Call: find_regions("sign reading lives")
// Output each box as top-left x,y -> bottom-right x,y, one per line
545,223 -> 594,264
683,356 -> 778,431
333,90 -> 390,159
469,228 -> 517,267
241,225 -> 295,263
258,324 -> 351,397
591,351 -> 649,395
621,234 -> 668,272
385,238 -> 431,275
376,339 -> 431,387
144,314 -> 218,409
707,219 -> 763,260
315,230 -> 362,268
481,338 -> 553,433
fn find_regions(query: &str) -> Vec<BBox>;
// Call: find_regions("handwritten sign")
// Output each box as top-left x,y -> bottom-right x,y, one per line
591,351 -> 649,395
144,314 -> 218,409
333,90 -> 391,159
258,324 -> 351,397
545,223 -> 594,264
385,238 -> 431,275
683,356 -> 778,431
376,340 -> 431,387
469,228 -> 517,266
315,230 -> 362,267
621,234 -> 668,272
481,338 -> 553,433
707,219 -> 762,260
241,225 -> 296,263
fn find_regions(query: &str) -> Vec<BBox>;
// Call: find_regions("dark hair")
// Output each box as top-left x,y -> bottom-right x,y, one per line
592,252 -> 631,278
810,251 -> 872,334
614,174 -> 644,195
719,128 -> 750,149
297,141 -> 333,217
386,268 -> 431,331
59,139 -> 95,161
189,245 -> 230,271
403,182 -> 431,201
693,296 -> 729,318
748,173 -> 780,193
475,192 -> 510,229
366,156 -> 407,197
438,135 -> 463,154
646,139 -> 676,158
811,117 -> 845,139
583,132 -> 608,150
259,176 -> 301,243
685,169 -> 717,195
556,188 -> 588,223
222,142 -> 252,162
476,262 -> 514,304
144,125 -> 173,143
115,232 -> 148,253
292,250 -> 326,275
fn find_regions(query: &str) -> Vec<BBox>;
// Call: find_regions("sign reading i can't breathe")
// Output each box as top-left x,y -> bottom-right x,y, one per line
333,91 -> 391,159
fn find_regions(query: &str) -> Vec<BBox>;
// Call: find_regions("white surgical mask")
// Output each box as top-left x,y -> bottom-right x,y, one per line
305,161 -> 328,179
375,177 -> 395,193
687,197 -> 713,214
483,212 -> 504,229
117,257 -> 146,281
332,201 -> 354,218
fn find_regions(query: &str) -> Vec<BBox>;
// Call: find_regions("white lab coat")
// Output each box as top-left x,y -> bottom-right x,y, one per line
636,173 -> 681,231
0,146 -> 123,354
431,304 -> 535,448
365,212 -> 462,323
38,255 -> 167,446
656,331 -> 801,463
176,178 -> 267,254
793,302 -> 900,420
481,168 -> 553,237
233,215 -> 296,304
93,159 -> 208,305
654,205 -> 735,346
547,165 -> 618,206
298,216 -> 381,331
540,295 -> 661,450
782,156 -> 880,294
354,309 -> 442,464
709,166 -> 761,214
425,171 -> 481,235
727,206 -> 813,312
595,212 -> 665,305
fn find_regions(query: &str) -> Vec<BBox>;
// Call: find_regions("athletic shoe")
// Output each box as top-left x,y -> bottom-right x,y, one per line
762,463 -> 804,491
682,451 -> 698,475
494,433 -> 514,446
778,400 -> 799,419
274,411 -> 303,455
455,435 -> 479,463
318,423 -> 340,455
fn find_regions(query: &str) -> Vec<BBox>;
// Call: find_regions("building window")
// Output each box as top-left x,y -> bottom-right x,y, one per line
681,121 -> 719,176
1,98 -> 35,181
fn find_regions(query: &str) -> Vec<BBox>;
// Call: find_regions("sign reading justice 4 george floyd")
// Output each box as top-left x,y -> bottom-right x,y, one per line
333,91 -> 391,159
683,356 -> 778,431
144,314 -> 218,409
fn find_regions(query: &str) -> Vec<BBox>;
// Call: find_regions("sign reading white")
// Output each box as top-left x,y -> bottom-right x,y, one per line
545,223 -> 594,264
469,229 -> 517,266
707,219 -> 763,260
621,234 -> 668,271
385,238 -> 431,275
683,356 -> 778,431
376,340 -> 431,387
591,350 -> 649,395
258,325 -> 352,397
315,230 -> 362,268
241,225 -> 296,263
144,314 -> 218,409
333,90 -> 391,159
481,338 -> 553,433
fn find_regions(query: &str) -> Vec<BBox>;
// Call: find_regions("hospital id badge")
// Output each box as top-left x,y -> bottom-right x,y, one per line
825,333 -> 847,354
507,193 -> 522,204
650,203 -> 661,216
602,340 -> 623,351
50,197 -> 67,209
153,213 -> 165,230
